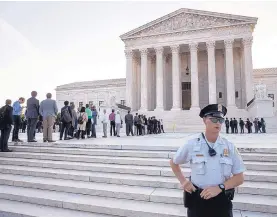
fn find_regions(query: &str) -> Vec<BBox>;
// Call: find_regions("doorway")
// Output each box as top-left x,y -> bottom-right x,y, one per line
182,82 -> 191,110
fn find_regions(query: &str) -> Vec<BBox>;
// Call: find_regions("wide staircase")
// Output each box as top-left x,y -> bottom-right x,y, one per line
0,141 -> 276,217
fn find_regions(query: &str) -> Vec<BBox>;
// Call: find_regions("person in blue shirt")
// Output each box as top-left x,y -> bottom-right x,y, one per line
170,104 -> 245,217
12,97 -> 25,142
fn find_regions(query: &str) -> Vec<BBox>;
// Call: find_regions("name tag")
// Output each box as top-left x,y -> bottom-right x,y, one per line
196,154 -> 204,157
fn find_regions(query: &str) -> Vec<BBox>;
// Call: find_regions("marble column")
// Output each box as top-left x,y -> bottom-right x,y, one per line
171,45 -> 181,111
125,50 -> 134,110
206,41 -> 217,104
242,37 -> 254,105
189,42 -> 200,109
139,48 -> 148,111
154,47 -> 164,111
224,39 -> 236,108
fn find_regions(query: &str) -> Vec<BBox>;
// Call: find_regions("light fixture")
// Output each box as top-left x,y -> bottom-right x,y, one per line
185,53 -> 190,75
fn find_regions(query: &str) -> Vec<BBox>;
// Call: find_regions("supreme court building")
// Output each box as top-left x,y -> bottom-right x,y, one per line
121,8 -> 257,113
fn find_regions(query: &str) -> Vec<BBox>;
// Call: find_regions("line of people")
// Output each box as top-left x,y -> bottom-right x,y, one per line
225,117 -> 266,134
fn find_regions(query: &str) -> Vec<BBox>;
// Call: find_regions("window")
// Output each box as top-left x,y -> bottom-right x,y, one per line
235,91 -> 239,98
89,101 -> 93,107
268,94 -> 274,107
182,82 -> 191,90
120,100 -> 126,106
78,102 -> 83,108
219,92 -> 223,99
99,101 -> 104,107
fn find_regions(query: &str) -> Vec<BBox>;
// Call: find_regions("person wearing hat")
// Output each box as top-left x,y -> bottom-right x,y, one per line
170,104 -> 245,217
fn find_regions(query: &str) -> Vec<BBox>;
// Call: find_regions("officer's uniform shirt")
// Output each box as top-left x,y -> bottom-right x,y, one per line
173,134 -> 245,189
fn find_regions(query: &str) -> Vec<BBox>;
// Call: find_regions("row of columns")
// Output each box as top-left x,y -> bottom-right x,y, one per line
125,37 -> 253,111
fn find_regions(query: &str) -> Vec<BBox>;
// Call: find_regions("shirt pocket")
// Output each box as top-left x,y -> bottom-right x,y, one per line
220,157 -> 233,177
191,156 -> 207,175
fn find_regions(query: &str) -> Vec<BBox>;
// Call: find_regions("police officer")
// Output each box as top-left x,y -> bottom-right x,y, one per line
170,104 -> 245,217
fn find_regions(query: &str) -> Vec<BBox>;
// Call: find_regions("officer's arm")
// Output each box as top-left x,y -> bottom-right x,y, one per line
170,144 -> 190,184
224,146 -> 245,190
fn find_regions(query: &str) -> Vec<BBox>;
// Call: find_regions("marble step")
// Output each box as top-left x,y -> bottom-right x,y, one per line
10,146 -> 277,162
0,173 -> 277,200
1,200 -> 275,217
0,199 -> 115,217
0,154 -> 277,171
0,165 -> 277,189
0,185 -> 186,217
0,185 -> 276,214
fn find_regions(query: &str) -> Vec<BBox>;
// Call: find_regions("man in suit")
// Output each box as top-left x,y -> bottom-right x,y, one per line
234,118 -> 238,134
225,117 -> 230,134
0,99 -> 13,152
125,110 -> 134,136
26,91 -> 40,142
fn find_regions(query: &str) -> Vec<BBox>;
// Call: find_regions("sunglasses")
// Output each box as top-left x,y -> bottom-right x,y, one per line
208,117 -> 224,124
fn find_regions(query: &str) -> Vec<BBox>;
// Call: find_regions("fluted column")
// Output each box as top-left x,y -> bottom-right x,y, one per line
189,42 -> 200,109
125,50 -> 134,110
224,39 -> 236,108
242,37 -> 254,105
154,47 -> 164,111
206,41 -> 217,104
171,45 -> 181,110
139,48 -> 148,111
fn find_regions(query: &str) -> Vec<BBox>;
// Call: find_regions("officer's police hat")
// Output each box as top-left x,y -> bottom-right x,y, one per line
199,104 -> 227,118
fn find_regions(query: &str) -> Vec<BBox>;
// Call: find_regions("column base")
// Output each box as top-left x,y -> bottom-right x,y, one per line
154,107 -> 164,112
138,108 -> 148,113
171,107 -> 182,111
190,106 -> 201,112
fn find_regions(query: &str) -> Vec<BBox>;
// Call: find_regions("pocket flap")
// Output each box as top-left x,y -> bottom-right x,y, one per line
220,158 -> 233,165
192,157 -> 207,163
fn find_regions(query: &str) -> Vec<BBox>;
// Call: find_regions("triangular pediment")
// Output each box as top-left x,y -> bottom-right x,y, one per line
120,8 -> 257,39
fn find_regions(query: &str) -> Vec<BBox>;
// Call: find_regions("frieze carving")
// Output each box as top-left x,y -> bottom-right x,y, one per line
224,39 -> 234,49
129,12 -> 244,38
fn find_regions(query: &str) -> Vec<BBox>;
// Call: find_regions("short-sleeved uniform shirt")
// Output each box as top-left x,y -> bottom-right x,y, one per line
173,134 -> 245,188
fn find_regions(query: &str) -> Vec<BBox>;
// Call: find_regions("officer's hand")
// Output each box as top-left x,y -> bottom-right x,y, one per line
181,180 -> 196,194
200,186 -> 222,200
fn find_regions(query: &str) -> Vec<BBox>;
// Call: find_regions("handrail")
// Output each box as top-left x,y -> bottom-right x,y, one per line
247,97 -> 255,107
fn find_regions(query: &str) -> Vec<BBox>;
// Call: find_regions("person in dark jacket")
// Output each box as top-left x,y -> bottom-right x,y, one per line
230,118 -> 234,134
239,118 -> 245,134
225,118 -> 230,134
125,111 -> 134,136
261,118 -> 266,133
246,118 -> 252,134
60,101 -> 72,140
26,91 -> 39,142
0,99 -> 13,152
233,118 -> 238,134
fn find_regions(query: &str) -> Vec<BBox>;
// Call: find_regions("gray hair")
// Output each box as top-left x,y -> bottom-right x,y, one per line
46,93 -> 52,99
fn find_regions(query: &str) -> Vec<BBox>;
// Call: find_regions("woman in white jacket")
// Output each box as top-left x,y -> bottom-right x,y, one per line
115,110 -> 122,137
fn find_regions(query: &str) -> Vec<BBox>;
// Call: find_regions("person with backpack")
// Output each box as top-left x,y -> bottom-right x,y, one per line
0,99 -> 13,152
60,101 -> 72,140
77,106 -> 88,139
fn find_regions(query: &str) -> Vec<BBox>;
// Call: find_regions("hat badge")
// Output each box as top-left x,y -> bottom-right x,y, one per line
218,104 -> 222,112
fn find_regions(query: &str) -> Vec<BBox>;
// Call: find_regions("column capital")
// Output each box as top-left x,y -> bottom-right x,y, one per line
124,50 -> 134,58
170,45 -> 180,54
154,46 -> 164,55
140,48 -> 148,57
242,37 -> 253,47
189,42 -> 198,52
206,41 -> 216,49
224,39 -> 234,49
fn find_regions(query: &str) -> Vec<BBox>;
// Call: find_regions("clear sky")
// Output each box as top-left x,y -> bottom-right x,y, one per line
0,1 -> 276,104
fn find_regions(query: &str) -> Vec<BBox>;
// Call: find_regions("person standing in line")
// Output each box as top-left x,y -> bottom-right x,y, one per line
101,109 -> 109,138
134,113 -> 138,136
229,118 -> 234,134
225,118 -> 230,134
69,103 -> 77,138
253,118 -> 258,133
246,118 -> 251,134
76,107 -> 88,139
91,106 -> 97,138
160,119 -> 165,133
60,101 -> 72,140
170,104 -> 245,217
233,118 -> 238,134
125,110 -> 134,136
39,93 -> 58,143
261,118 -> 266,133
115,110 -> 122,137
0,99 -> 13,152
26,91 -> 39,142
12,97 -> 25,142
22,119 -> 27,133
109,109 -> 116,136
85,104 -> 92,137
239,118 -> 244,134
